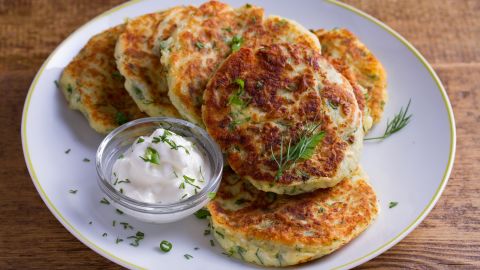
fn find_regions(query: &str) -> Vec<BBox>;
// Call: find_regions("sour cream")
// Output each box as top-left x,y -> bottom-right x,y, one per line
111,128 -> 211,204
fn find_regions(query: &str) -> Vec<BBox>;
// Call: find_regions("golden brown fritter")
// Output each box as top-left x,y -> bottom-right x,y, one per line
160,1 -> 320,125
115,9 -> 182,118
59,24 -> 145,134
314,28 -> 387,129
208,167 -> 378,267
203,43 -> 363,194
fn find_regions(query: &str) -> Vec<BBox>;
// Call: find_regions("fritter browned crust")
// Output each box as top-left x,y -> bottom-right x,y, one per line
203,43 -> 363,194
115,10 -> 182,118
208,167 -> 378,267
59,25 -> 145,134
161,1 -> 320,125
314,28 -> 387,127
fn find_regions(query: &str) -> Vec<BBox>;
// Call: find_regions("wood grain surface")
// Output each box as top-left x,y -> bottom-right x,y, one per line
0,0 -> 478,269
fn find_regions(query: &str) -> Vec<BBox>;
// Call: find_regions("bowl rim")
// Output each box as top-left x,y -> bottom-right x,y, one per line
96,117 -> 224,214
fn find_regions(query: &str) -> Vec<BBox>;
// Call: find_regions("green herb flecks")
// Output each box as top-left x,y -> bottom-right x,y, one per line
271,124 -> 325,180
276,252 -> 283,266
195,42 -> 204,49
137,137 -> 145,144
194,209 -> 210,219
112,220 -> 116,227
184,254 -> 193,260
116,209 -> 124,215
364,99 -> 412,141
389,201 -> 399,208
207,192 -> 216,199
229,35 -> 244,52
183,175 -> 201,189
222,27 -> 232,33
210,239 -> 215,246
115,111 -> 128,126
54,80 -> 60,89
117,179 -> 130,185
215,230 -> 225,239
69,189 -> 77,194
255,248 -> 264,265
67,84 -> 73,94
115,237 -> 123,244
153,130 -> 190,154
160,240 -> 172,252
65,148 -> 71,154
119,222 -> 133,230
102,233 -> 107,237
112,71 -> 123,80
128,231 -> 145,247
204,229 -> 211,236
228,78 -> 247,106
139,147 -> 161,165
83,158 -> 90,162
100,198 -> 110,205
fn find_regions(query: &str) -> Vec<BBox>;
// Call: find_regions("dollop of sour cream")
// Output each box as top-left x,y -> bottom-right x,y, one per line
111,128 -> 211,204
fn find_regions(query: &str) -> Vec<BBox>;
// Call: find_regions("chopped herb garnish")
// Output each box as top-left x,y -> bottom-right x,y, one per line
120,188 -> 124,194
245,3 -> 252,8
120,222 -> 133,230
112,220 -> 116,227
235,198 -> 246,205
112,71 -> 123,80
255,248 -> 264,265
215,230 -> 225,239
276,252 -> 283,266
128,231 -> 145,247
194,209 -> 210,219
181,194 -> 188,199
139,147 -> 161,165
194,247 -> 199,250
228,78 -> 246,106
195,42 -> 204,49
102,233 -> 107,237
83,158 -> 90,162
179,182 -> 185,189
222,27 -> 232,33
115,111 -> 128,125
208,192 -> 216,199
173,170 -> 178,178
184,254 -> 193,260
67,84 -> 73,94
116,237 -> 123,244
236,246 -> 246,260
389,201 -> 399,208
89,221 -> 92,225
160,240 -> 172,252
222,249 -> 234,257
271,124 -> 325,180
137,137 -> 145,144
229,35 -> 243,52
183,175 -> 200,189
117,179 -> 130,184
365,99 -> 412,141
204,229 -> 211,236
116,209 -> 124,215
100,198 -> 110,205
118,154 -> 124,159
210,240 -> 215,246
69,189 -> 77,194
65,148 -> 71,154
54,80 -> 60,89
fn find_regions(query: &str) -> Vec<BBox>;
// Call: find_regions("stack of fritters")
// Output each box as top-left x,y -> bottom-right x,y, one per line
59,1 -> 387,267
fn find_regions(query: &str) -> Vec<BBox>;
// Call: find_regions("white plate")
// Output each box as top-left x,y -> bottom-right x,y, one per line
21,0 -> 455,269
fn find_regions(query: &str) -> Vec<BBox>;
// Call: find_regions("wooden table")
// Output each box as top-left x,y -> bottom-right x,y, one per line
0,0 -> 478,268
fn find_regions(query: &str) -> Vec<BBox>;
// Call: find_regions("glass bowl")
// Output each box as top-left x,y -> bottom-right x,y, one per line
96,117 -> 223,223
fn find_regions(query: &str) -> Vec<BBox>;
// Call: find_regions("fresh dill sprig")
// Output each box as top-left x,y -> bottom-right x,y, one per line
271,124 -> 325,180
364,99 -> 412,141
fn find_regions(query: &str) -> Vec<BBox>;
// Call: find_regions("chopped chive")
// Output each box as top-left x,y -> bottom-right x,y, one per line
194,209 -> 210,219
88,221 -> 92,225
207,192 -> 216,199
137,137 -> 144,144
210,239 -> 215,246
389,201 -> 399,208
127,231 -> 145,247
69,189 -> 77,194
116,209 -> 124,215
102,233 -> 107,237
112,220 -> 116,227
83,158 -> 90,162
115,111 -> 128,125
54,80 -> 60,89
195,42 -> 204,49
160,240 -> 173,252
100,198 -> 110,205
65,149 -> 71,154
184,254 -> 193,260
204,229 -> 211,236
194,247 -> 199,250
139,147 -> 161,165
116,237 -> 123,244
255,248 -> 264,265
215,230 -> 224,239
